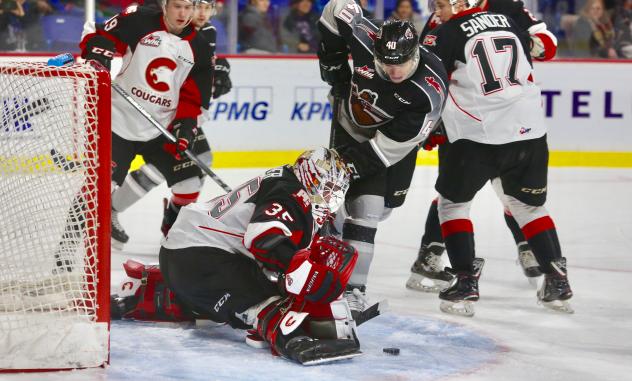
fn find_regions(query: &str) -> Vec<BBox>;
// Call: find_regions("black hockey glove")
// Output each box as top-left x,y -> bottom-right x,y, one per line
163,118 -> 198,160
212,57 -> 232,99
84,35 -> 115,71
317,45 -> 351,98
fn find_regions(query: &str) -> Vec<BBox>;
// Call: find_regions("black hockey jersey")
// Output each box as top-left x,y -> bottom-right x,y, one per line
163,166 -> 316,274
80,5 -> 213,142
318,0 -> 447,173
423,8 -> 546,144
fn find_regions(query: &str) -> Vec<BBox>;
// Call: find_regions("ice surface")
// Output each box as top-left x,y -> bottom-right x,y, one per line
2,166 -> 631,381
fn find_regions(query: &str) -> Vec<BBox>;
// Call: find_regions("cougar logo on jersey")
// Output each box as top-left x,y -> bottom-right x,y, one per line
425,76 -> 444,97
140,34 -> 161,47
355,65 -> 375,79
405,28 -> 414,39
350,83 -> 391,126
145,58 -> 177,92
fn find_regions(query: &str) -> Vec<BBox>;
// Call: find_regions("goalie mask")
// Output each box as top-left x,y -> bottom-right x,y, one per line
293,148 -> 350,227
373,20 -> 420,83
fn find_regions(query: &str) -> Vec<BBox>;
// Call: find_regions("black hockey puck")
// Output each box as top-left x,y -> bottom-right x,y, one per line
383,347 -> 400,355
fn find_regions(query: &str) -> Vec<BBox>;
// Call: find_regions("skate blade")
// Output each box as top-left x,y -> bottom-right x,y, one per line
300,350 -> 362,366
406,273 -> 449,293
539,299 -> 574,314
440,300 -> 475,317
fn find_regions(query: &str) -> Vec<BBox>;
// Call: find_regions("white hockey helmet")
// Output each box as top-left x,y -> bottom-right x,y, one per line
293,148 -> 350,226
448,0 -> 481,13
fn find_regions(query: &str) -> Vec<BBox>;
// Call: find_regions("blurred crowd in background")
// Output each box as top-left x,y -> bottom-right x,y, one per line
0,0 -> 630,58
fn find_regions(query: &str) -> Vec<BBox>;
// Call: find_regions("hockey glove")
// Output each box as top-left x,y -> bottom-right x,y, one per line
421,120 -> 447,151
317,45 -> 351,98
163,118 -> 198,160
284,236 -> 357,304
84,35 -> 115,71
212,57 -> 232,99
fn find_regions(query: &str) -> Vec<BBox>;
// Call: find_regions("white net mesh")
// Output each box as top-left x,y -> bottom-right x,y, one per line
0,61 -> 109,370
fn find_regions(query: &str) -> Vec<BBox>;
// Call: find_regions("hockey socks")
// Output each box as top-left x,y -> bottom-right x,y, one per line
441,219 -> 475,273
520,216 -> 562,274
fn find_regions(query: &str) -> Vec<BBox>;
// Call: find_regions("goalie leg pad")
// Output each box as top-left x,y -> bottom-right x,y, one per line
112,259 -> 193,322
256,297 -> 361,364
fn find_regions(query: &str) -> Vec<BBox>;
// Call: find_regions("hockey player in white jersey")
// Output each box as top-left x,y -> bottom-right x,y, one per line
108,0 -> 233,248
421,0 -> 573,316
80,0 -> 217,250
111,148 -> 364,365
407,0 -> 559,292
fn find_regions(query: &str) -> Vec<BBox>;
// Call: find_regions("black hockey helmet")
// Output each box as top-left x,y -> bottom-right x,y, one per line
373,20 -> 420,82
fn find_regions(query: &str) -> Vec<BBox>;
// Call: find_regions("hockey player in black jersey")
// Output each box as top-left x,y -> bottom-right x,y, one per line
419,0 -> 573,316
317,0 -> 447,317
108,0 -> 233,249
110,148 -> 365,365
407,0 -> 559,293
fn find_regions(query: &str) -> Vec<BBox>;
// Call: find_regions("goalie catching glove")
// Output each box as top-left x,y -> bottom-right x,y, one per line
162,118 -> 198,160
283,236 -> 358,304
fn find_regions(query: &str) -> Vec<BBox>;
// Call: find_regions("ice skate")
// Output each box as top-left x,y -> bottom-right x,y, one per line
111,209 -> 129,250
537,257 -> 574,314
516,242 -> 542,287
439,258 -> 485,317
406,243 -> 453,292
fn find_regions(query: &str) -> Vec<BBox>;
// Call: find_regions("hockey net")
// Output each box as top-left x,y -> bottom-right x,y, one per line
0,61 -> 111,371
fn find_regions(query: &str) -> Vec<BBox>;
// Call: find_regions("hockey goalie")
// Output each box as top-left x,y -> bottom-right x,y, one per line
111,148 -> 363,365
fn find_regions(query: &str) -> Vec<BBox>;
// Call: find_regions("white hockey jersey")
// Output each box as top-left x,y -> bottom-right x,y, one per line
80,6 -> 213,142
422,9 -> 547,144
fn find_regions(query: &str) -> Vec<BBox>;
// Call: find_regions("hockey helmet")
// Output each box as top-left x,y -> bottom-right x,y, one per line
293,148 -> 350,226
373,20 -> 420,83
448,0 -> 482,13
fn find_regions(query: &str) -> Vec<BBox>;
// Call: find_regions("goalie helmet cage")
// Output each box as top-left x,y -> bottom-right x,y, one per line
0,61 -> 111,371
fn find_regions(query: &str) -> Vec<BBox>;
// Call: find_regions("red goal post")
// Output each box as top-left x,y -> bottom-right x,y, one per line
0,60 -> 111,371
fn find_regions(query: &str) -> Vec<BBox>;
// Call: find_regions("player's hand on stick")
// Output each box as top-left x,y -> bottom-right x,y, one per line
421,119 -> 447,151
163,118 -> 198,160
84,35 -> 115,71
317,45 -> 351,98
283,236 -> 357,304
212,57 -> 232,99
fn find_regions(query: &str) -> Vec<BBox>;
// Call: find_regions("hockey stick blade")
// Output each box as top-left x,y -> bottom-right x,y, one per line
111,82 -> 232,193
355,299 -> 389,326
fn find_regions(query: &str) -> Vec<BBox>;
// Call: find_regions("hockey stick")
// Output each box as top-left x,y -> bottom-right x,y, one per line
355,299 -> 388,326
111,82 -> 232,193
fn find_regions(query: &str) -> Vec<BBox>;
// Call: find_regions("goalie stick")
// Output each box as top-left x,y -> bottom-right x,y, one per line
111,82 -> 232,193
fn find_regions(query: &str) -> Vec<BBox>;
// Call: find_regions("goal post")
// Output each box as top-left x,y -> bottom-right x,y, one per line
0,60 -> 111,371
